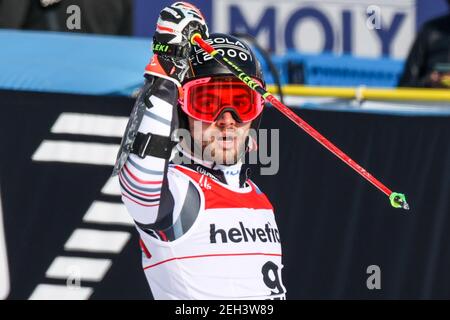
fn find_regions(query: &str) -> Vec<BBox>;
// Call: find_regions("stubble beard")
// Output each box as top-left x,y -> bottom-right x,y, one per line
189,121 -> 248,165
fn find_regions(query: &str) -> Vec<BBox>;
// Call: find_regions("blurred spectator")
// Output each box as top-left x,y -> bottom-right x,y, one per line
398,0 -> 450,88
0,0 -> 132,35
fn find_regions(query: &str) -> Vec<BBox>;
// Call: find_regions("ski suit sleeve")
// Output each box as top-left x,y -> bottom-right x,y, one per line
118,76 -> 179,228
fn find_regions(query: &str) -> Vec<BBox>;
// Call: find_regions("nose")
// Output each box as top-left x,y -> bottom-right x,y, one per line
215,111 -> 236,128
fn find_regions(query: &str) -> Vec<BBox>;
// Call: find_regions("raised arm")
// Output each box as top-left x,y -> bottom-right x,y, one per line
115,2 -> 208,228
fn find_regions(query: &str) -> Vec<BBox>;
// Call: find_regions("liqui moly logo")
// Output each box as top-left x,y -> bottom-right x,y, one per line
213,0 -> 416,58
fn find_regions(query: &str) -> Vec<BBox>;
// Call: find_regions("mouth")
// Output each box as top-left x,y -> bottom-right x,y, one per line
216,134 -> 236,150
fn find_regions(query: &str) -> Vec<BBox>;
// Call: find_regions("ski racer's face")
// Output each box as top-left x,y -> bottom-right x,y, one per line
187,111 -> 252,165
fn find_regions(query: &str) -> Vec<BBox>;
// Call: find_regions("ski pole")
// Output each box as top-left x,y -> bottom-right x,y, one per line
190,33 -> 409,210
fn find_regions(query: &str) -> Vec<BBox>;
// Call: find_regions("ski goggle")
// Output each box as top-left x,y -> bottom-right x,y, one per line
180,76 -> 264,123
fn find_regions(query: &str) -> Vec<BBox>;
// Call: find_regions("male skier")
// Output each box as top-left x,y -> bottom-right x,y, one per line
114,2 -> 286,299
